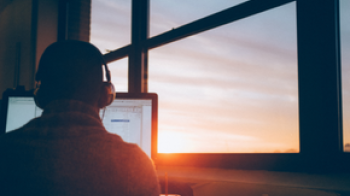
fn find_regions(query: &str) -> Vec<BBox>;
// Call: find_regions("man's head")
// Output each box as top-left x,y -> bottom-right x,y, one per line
34,40 -> 114,109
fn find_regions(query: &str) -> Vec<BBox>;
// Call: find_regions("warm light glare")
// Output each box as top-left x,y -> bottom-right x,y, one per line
158,131 -> 187,153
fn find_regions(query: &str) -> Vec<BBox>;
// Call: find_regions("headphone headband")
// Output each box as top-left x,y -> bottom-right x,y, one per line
101,58 -> 111,83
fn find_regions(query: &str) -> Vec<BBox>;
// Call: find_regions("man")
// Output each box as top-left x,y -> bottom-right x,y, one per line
0,41 -> 160,196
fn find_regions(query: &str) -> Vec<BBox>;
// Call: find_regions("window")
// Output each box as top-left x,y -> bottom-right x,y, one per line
90,0 -> 131,54
108,58 -> 128,92
91,0 -> 130,92
149,2 -> 298,153
92,0 -> 348,171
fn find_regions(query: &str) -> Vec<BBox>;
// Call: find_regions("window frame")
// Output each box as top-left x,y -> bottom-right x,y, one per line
101,0 -> 349,172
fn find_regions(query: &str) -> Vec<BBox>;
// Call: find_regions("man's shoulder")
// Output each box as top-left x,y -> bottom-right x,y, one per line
0,126 -> 29,142
101,133 -> 144,153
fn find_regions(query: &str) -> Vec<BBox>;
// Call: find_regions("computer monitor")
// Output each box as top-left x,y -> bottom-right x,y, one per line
4,96 -> 43,132
101,93 -> 158,158
0,90 -> 42,134
1,91 -> 158,158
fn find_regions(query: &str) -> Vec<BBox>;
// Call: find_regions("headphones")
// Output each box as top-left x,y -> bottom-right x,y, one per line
34,48 -> 115,110
98,60 -> 116,108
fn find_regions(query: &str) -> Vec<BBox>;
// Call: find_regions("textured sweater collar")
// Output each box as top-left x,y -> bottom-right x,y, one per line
21,100 -> 106,137
43,99 -> 100,119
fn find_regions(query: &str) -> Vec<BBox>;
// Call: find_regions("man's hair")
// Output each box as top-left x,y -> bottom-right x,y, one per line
35,40 -> 105,107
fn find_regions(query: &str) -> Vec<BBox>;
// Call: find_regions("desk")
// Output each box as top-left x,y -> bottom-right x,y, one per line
157,166 -> 350,196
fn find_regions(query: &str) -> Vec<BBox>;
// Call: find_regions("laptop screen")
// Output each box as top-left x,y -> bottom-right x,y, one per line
2,93 -> 157,158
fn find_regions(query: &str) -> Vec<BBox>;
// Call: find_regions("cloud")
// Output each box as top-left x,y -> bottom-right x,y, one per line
91,0 -> 131,52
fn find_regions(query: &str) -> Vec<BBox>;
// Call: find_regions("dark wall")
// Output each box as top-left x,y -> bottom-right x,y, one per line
0,0 -> 36,97
0,0 -> 91,99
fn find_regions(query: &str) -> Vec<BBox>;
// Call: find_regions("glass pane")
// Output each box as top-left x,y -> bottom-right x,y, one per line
109,58 -> 128,92
149,2 -> 298,153
150,0 -> 248,37
90,0 -> 131,54
340,0 -> 350,152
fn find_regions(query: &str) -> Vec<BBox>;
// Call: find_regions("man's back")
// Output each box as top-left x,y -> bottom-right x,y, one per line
0,100 -> 160,196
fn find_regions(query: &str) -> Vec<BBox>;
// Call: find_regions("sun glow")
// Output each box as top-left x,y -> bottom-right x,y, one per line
158,131 -> 187,153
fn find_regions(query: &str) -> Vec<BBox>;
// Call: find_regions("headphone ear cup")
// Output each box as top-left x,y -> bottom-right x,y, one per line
107,82 -> 116,105
98,82 -> 115,108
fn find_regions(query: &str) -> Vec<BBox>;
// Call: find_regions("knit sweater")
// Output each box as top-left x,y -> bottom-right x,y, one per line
0,100 -> 160,196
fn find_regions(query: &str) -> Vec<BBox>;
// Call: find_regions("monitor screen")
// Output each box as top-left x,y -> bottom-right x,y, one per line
100,98 -> 153,157
5,96 -> 43,132
2,93 -> 158,158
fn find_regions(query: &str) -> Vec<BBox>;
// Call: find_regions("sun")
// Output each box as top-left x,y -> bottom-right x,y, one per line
158,131 -> 185,153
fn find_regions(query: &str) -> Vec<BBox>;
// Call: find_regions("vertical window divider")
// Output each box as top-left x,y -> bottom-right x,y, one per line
297,0 -> 343,171
129,0 -> 150,93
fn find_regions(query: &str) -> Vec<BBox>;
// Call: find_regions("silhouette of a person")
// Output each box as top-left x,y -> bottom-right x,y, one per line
0,41 -> 160,196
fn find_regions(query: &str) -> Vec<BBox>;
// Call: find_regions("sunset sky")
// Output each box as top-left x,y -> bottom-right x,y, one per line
90,0 -> 349,153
